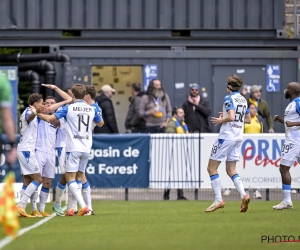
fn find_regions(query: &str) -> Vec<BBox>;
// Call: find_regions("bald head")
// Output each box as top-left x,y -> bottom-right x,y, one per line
285,82 -> 300,100
288,82 -> 300,92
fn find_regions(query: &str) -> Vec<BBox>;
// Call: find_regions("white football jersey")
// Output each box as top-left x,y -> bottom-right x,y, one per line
284,97 -> 300,143
54,100 -> 102,153
35,119 -> 57,155
219,92 -> 249,141
55,106 -> 68,148
17,107 -> 38,152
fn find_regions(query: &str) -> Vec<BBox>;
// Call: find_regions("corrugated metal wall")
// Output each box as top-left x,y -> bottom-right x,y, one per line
0,0 -> 285,30
63,54 -> 295,133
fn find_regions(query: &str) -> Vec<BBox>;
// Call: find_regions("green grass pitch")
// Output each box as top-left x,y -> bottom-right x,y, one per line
0,201 -> 300,250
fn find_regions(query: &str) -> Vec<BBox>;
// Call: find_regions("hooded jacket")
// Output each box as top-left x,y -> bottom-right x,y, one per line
94,93 -> 119,133
125,92 -> 146,130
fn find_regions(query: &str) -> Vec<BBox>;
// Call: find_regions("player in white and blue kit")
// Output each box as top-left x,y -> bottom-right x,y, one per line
205,75 -> 251,213
81,86 -> 102,215
16,93 -> 44,218
32,85 -> 72,217
273,82 -> 300,210
52,88 -> 71,216
71,85 -> 102,215
37,84 -> 104,216
53,86 -> 102,216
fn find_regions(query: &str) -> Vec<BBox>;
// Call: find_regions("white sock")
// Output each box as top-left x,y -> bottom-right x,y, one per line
20,185 -> 27,209
30,189 -> 38,211
71,180 -> 82,210
68,181 -> 86,209
82,182 -> 92,211
210,174 -> 222,202
39,187 -> 49,212
77,180 -> 82,190
18,181 -> 40,208
67,188 -> 73,210
20,185 -> 26,199
54,182 -> 66,207
283,184 -> 292,203
232,174 -> 246,198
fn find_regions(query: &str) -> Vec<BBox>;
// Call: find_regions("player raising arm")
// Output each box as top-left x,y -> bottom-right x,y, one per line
41,84 -> 72,113
36,84 -> 103,216
273,82 -> 300,210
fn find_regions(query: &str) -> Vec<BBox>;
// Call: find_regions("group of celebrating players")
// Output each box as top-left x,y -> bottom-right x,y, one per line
15,74 -> 299,217
16,83 -> 103,217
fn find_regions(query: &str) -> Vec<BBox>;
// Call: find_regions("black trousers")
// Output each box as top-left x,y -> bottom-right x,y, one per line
163,189 -> 185,199
131,127 -> 148,133
147,126 -> 165,134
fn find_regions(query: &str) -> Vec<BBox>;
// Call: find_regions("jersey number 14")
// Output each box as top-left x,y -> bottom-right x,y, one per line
78,114 -> 90,132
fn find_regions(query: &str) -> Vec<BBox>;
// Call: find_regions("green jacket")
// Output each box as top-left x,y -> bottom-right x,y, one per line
165,119 -> 189,134
165,120 -> 177,133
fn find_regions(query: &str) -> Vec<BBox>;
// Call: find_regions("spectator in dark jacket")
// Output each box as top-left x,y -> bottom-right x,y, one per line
182,84 -> 211,133
94,85 -> 119,134
125,83 -> 147,133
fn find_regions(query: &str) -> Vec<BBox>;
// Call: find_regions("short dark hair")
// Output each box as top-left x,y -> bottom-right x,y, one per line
132,82 -> 141,92
85,85 -> 96,100
45,96 -> 57,102
28,93 -> 43,106
63,87 -> 71,93
172,107 -> 183,116
248,103 -> 256,109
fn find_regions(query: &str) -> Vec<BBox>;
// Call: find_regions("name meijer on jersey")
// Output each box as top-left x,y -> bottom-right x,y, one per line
73,106 -> 93,139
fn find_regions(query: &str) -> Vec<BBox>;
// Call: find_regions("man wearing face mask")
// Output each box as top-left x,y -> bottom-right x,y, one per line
272,82 -> 300,210
241,85 -> 274,133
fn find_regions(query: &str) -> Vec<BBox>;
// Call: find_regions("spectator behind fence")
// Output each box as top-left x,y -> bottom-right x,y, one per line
94,85 -> 119,134
125,83 -> 147,133
163,107 -> 188,200
223,102 -> 263,199
0,75 -> 17,165
139,79 -> 172,133
182,83 -> 211,133
241,85 -> 274,133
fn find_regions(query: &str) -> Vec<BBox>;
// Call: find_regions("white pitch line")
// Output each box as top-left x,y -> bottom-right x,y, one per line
0,206 -> 67,249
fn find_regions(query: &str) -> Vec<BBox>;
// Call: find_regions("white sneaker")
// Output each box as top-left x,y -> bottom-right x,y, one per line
205,200 -> 225,212
273,201 -> 293,210
253,190 -> 262,199
291,189 -> 297,194
223,189 -> 231,196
